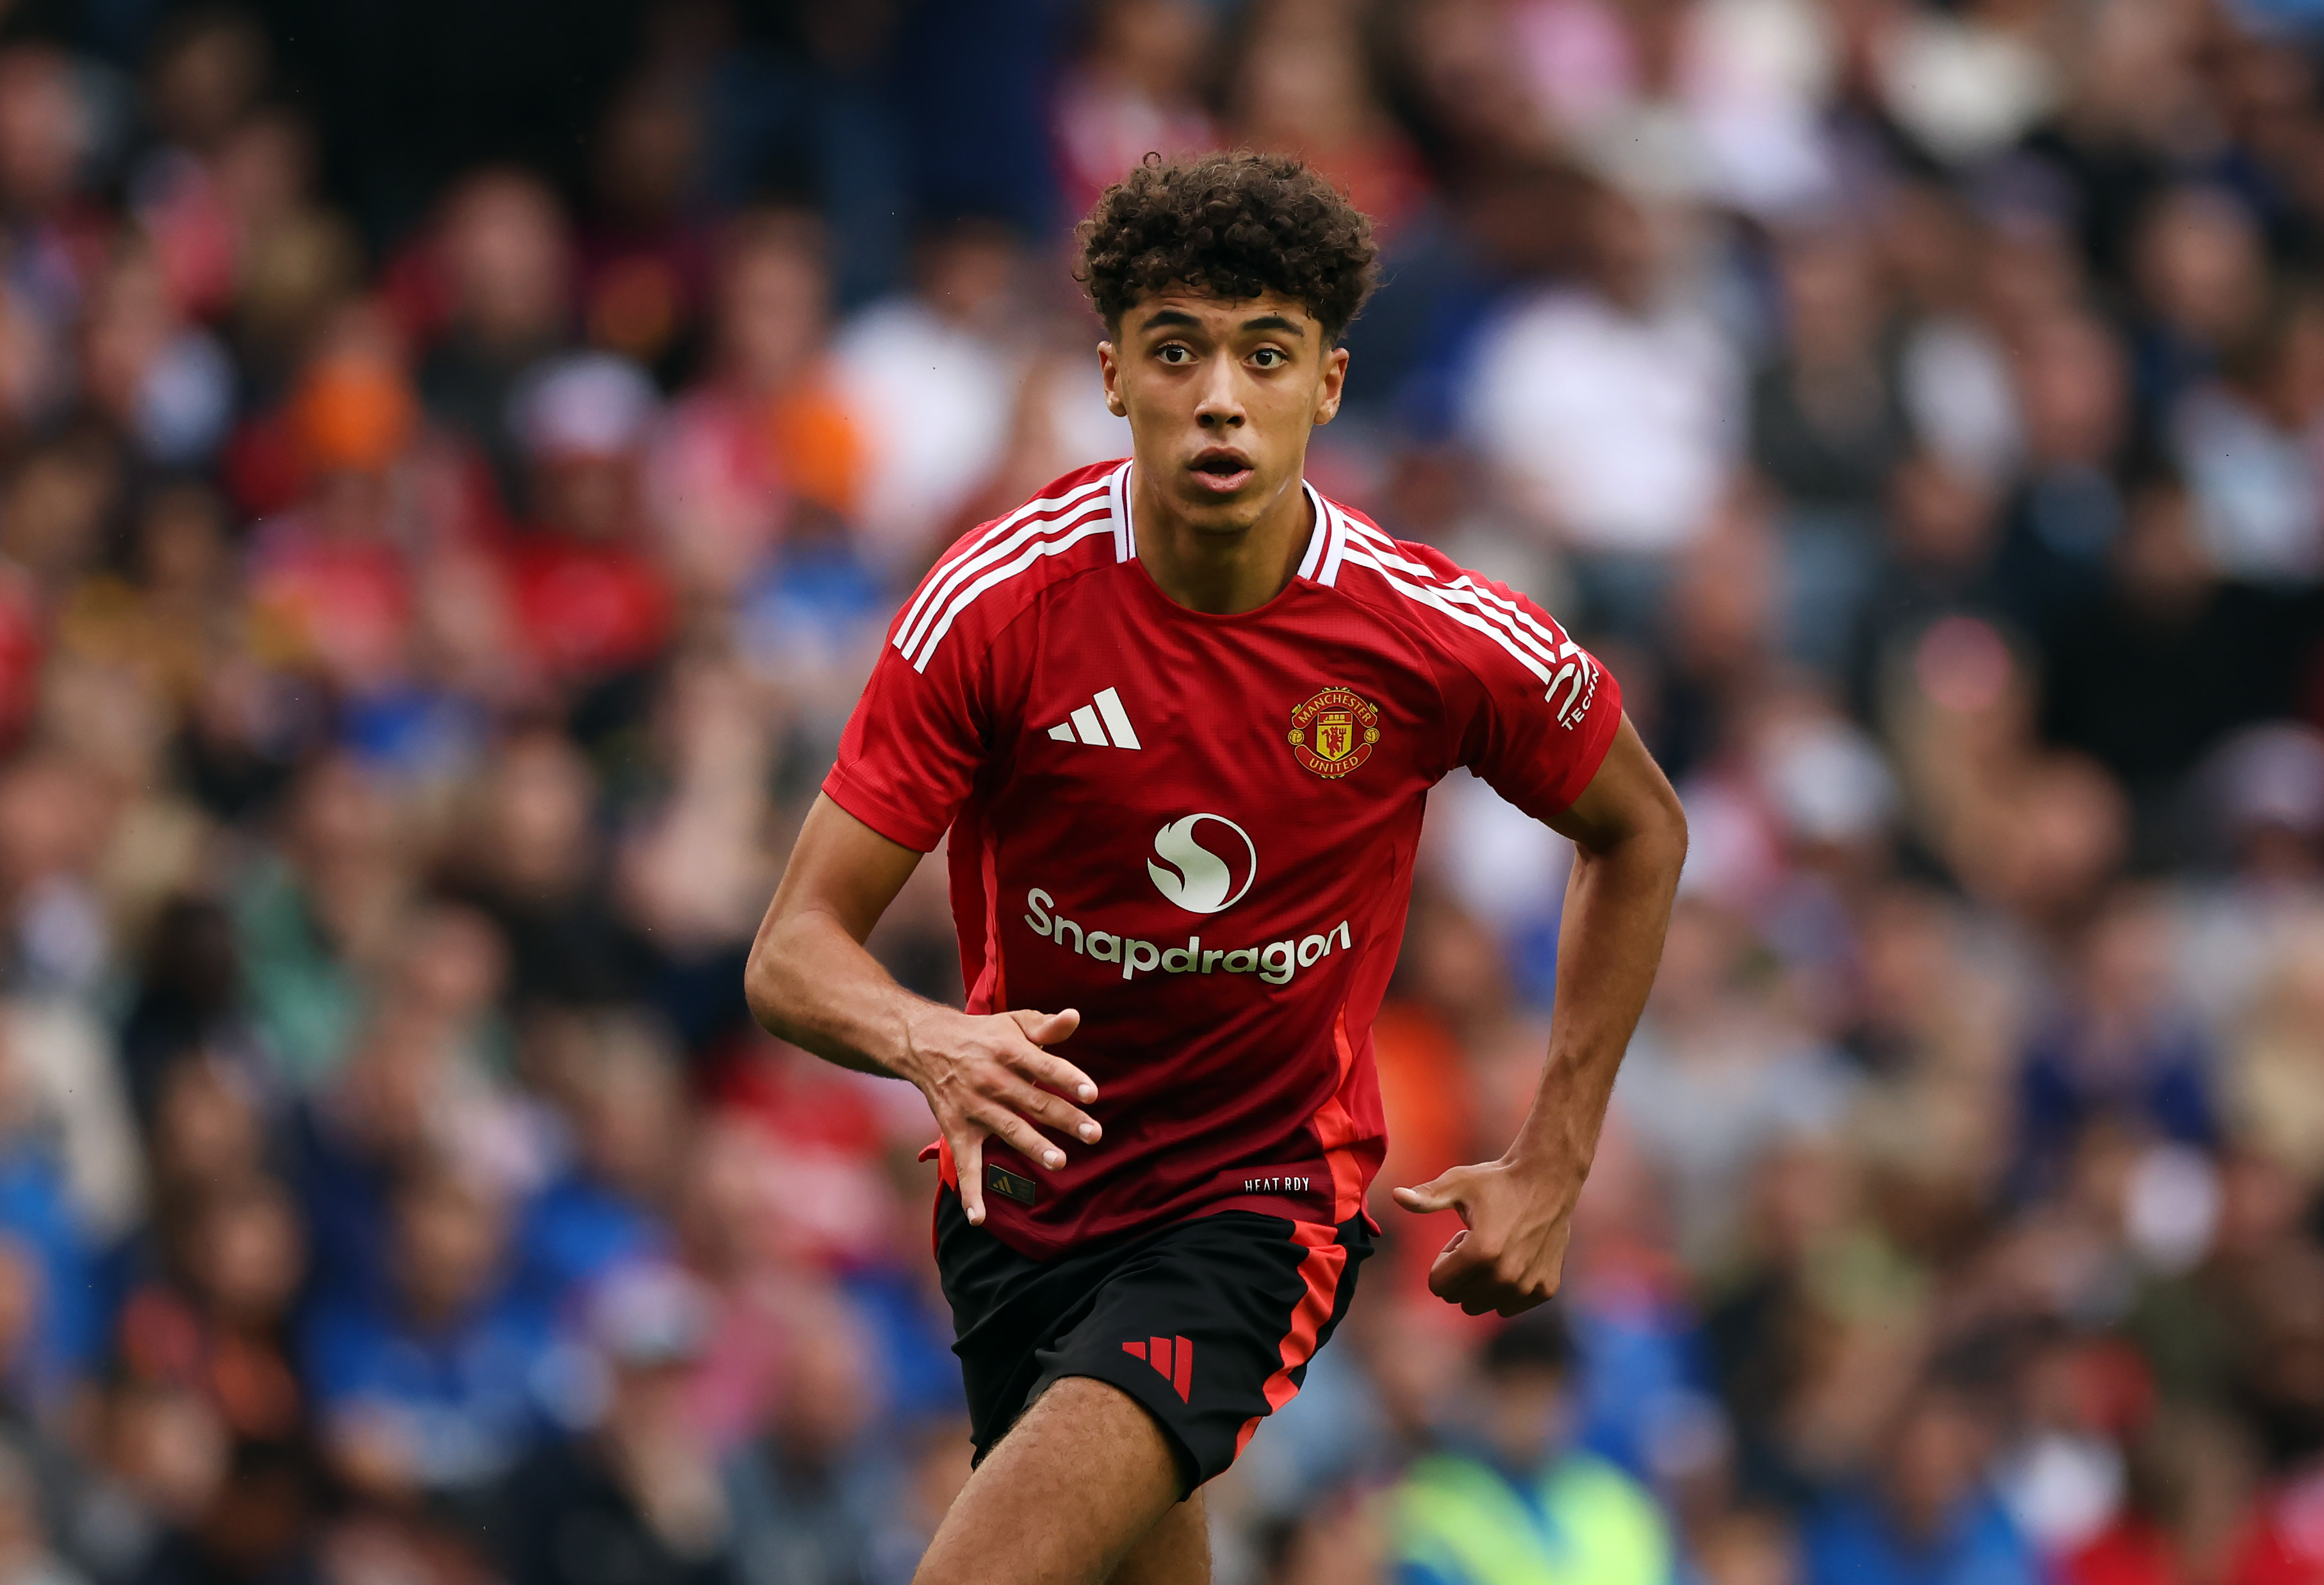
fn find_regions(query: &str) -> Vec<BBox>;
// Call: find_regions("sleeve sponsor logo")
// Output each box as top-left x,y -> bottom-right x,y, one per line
1545,656 -> 1599,728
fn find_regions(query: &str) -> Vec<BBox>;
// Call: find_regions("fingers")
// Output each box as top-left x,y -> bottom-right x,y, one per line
1012,1049 -> 1101,1112
1392,1179 -> 1463,1217
1012,1006 -> 1083,1047
1007,1010 -> 1098,1105
930,1011 -> 1105,1228
989,1074 -> 1101,1144
1428,1235 -> 1562,1316
957,1132 -> 987,1226
1426,1232 -> 1490,1302
968,1099 -> 1069,1172
1404,1162 -> 1570,1313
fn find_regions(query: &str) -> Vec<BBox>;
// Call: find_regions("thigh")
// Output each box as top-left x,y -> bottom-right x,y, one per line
1106,1490 -> 1207,1585
912,1376 -> 1186,1585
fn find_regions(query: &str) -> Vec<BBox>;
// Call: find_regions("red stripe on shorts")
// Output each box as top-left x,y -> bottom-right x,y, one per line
1234,1222 -> 1346,1456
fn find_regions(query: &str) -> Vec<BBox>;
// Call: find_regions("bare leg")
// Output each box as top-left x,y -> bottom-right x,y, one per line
1105,1491 -> 1207,1585
912,1377 -> 1206,1585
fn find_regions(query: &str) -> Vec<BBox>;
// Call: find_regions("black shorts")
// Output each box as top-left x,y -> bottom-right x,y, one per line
934,1189 -> 1372,1495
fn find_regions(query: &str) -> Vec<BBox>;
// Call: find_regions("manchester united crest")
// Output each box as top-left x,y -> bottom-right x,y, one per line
1287,687 -> 1381,778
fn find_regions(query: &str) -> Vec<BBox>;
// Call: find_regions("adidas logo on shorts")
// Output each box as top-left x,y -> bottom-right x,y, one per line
1124,1335 -> 1192,1402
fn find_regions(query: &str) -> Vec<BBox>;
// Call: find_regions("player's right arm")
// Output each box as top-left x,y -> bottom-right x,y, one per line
743,794 -> 1101,1227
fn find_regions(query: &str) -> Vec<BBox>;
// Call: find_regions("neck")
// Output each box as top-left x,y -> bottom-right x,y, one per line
1131,464 -> 1314,615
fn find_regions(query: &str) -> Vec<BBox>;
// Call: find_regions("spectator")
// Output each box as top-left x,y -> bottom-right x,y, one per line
229,753 -> 409,1087
0,1127 -> 97,1407
1995,312 -> 2134,637
1261,1486 -> 1390,1585
1388,1307 -> 1673,1584
0,748 -> 121,1005
2170,288 -> 2324,587
1611,899 -> 1855,1270
1751,228 -> 1911,522
1053,0 -> 1218,222
133,10 -> 270,317
497,1265 -> 733,1585
445,728 -> 650,1008
514,1014 -> 682,1310
0,998 -> 144,1248
2016,890 -> 2217,1197
2129,188 -> 2270,429
211,110 -> 364,386
615,654 -> 783,1044
1458,181 -> 1742,636
242,338 -> 425,700
145,1053 -> 270,1205
414,169 -> 577,516
832,218 -> 1032,572
576,75 -> 711,379
115,1175 -> 306,1447
500,352 -> 675,689
1801,1375 -> 2040,1585
1888,186 -> 2023,486
2038,469 -> 2309,832
303,1160 -> 581,1504
69,1376 -> 227,1585
724,1292 -> 901,1585
646,213 -> 864,598
1231,0 -> 1430,239
1750,227 -> 1911,671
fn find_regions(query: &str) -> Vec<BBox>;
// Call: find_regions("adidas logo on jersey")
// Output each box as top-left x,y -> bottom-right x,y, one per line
1044,687 -> 1142,750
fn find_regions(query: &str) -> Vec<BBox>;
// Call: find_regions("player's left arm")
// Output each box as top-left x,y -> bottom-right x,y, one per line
1392,713 -> 1685,1315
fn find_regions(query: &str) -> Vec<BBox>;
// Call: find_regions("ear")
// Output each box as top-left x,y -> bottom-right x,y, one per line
1313,345 -> 1349,427
1098,341 -> 1126,418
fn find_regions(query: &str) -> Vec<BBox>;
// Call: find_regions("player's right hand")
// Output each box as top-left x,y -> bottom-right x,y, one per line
898,1006 -> 1096,1226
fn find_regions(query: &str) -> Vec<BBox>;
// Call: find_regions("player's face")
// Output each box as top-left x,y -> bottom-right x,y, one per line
1098,290 -> 1348,536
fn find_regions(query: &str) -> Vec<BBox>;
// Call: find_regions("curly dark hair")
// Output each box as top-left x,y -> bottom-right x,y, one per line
1075,151 -> 1380,345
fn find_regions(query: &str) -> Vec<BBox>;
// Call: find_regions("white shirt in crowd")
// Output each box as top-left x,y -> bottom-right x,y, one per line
2173,382 -> 2324,585
1460,287 -> 1742,557
832,297 -> 1030,570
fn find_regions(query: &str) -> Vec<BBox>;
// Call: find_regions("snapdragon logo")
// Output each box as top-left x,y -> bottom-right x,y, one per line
1023,888 -> 1351,985
1147,814 -> 1257,914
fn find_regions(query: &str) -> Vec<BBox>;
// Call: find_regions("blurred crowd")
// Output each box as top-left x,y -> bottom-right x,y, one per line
0,1 -> 2302,1584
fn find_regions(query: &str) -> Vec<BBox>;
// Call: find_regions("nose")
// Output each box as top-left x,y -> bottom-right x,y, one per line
1194,352 -> 1245,431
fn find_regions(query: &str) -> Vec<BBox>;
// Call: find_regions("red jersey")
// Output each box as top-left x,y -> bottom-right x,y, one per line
823,460 -> 1622,1259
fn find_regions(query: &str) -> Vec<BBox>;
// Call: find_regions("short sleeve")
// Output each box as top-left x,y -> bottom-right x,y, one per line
1442,578 -> 1623,821
821,610 -> 993,853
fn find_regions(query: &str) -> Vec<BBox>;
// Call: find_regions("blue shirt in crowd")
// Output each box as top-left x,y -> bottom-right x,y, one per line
1802,1486 -> 2040,1585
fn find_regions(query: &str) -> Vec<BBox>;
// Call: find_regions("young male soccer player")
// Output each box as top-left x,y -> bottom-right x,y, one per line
745,152 -> 1688,1585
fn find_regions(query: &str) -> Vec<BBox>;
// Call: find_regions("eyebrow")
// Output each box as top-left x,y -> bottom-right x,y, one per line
1135,308 -> 1312,338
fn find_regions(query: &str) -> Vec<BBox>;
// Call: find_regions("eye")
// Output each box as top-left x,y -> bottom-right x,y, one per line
1157,344 -> 1194,365
1252,347 -> 1287,368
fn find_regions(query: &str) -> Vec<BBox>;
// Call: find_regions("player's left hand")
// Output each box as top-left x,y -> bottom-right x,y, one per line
1391,1158 -> 1580,1317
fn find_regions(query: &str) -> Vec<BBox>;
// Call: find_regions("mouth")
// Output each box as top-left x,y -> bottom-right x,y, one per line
1187,449 -> 1254,496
